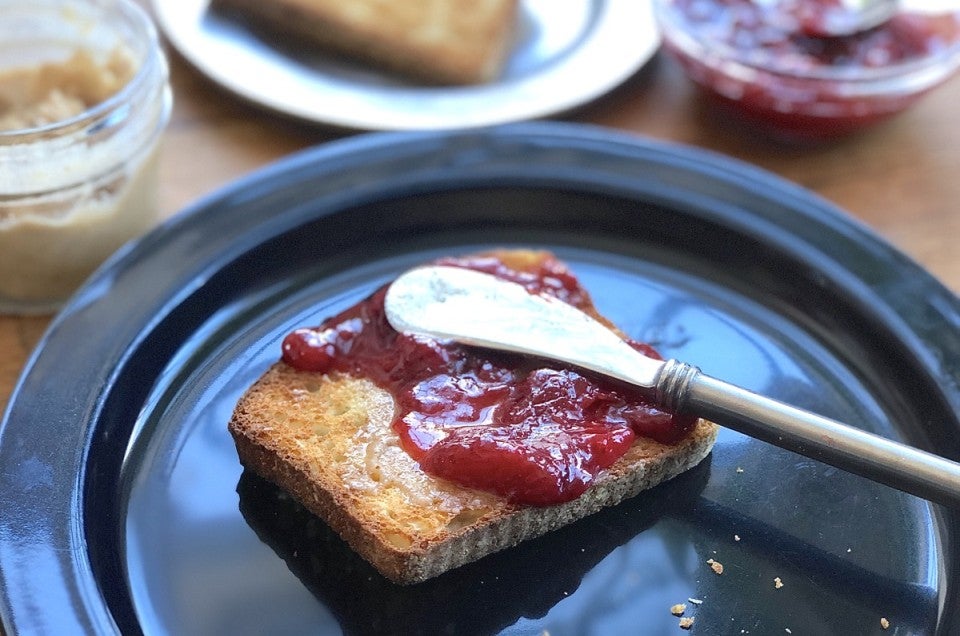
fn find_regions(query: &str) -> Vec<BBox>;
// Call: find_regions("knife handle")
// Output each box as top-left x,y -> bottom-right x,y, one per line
654,359 -> 960,508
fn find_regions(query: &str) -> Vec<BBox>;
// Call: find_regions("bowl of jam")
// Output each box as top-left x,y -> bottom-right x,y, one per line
653,0 -> 960,142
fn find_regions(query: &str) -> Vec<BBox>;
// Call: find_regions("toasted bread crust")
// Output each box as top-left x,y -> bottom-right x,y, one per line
211,0 -> 518,85
230,367 -> 717,583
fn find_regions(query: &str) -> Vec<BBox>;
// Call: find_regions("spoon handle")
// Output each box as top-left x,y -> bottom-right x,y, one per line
655,359 -> 960,508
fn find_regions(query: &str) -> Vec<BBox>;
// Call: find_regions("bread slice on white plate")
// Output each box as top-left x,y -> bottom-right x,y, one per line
210,0 -> 519,84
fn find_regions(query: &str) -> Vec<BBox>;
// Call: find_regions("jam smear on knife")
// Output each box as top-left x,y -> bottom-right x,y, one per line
281,255 -> 696,506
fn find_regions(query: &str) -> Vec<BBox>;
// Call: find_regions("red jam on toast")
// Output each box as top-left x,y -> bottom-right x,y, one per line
281,254 -> 695,506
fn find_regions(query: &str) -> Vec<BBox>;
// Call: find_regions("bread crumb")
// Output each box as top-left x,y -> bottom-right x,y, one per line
785,629 -> 792,634
688,597 -> 703,605
679,617 -> 695,629
734,534 -> 741,541
736,467 -> 744,473
774,577 -> 784,589
880,617 -> 890,629
707,558 -> 724,575
671,603 -> 687,616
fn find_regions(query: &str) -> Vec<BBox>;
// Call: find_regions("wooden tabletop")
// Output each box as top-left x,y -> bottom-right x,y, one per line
1,19 -> 959,417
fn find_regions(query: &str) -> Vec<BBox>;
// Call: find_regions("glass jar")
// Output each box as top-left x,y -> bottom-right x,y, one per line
0,0 -> 172,314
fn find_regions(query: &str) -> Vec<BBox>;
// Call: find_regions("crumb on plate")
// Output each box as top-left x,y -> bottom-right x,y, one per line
707,558 -> 724,575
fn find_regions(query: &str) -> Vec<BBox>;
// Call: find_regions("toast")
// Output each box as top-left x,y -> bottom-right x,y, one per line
229,250 -> 719,584
210,0 -> 519,85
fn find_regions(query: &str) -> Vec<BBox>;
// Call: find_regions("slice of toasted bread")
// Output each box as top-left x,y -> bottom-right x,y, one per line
229,251 -> 719,584
211,0 -> 518,85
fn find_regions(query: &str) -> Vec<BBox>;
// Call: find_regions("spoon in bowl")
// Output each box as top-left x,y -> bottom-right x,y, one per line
384,265 -> 960,508
753,0 -> 914,38
795,0 -> 899,37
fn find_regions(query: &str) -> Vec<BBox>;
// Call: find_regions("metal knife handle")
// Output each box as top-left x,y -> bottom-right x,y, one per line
655,359 -> 960,508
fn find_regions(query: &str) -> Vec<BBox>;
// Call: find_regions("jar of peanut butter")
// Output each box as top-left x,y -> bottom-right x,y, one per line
0,0 -> 172,314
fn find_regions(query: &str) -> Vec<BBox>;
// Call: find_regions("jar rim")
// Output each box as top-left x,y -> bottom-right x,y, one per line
653,0 -> 960,89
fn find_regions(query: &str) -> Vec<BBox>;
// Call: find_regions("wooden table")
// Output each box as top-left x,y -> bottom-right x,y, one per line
2,24 -> 959,417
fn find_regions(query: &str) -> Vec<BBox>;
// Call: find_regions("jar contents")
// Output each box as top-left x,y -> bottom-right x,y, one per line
281,254 -> 697,506
0,49 -> 134,130
0,147 -> 160,305
660,0 -> 960,140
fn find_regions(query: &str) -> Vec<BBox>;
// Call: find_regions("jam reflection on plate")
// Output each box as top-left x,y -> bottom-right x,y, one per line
236,460 -> 711,635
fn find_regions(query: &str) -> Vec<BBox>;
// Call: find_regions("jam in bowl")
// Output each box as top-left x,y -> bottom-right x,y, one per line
653,0 -> 960,142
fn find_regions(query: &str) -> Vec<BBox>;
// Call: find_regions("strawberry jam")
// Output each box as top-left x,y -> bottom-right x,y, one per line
659,0 -> 960,141
281,255 -> 695,506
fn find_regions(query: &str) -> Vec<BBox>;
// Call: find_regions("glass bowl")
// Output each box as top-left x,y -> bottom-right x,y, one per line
652,0 -> 960,142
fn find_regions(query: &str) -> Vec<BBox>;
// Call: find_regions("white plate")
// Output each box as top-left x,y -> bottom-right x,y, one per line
150,0 -> 660,130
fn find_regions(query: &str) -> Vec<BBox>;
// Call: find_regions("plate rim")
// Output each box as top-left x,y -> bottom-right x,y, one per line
150,0 -> 660,130
1,122 -> 959,633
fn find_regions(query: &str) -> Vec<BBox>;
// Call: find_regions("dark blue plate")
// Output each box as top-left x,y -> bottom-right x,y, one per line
2,123 -> 959,635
